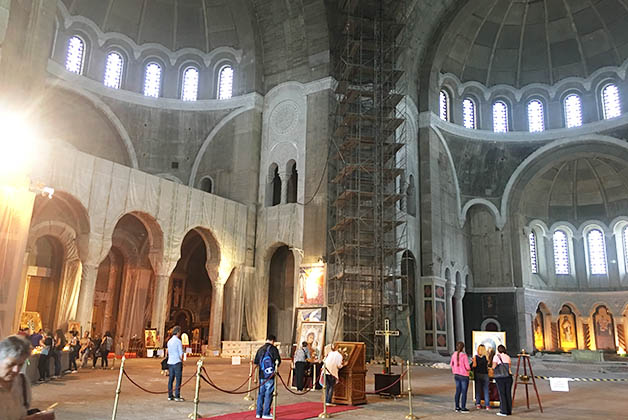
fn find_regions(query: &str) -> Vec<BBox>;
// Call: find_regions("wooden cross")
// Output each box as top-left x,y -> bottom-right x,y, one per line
375,318 -> 400,374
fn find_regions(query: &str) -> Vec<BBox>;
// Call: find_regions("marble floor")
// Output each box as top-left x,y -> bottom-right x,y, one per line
30,357 -> 628,419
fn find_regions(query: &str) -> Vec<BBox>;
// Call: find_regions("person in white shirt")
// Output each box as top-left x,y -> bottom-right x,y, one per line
322,343 -> 345,405
166,326 -> 184,402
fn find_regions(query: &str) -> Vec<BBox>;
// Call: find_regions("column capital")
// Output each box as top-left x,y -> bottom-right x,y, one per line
454,284 -> 466,299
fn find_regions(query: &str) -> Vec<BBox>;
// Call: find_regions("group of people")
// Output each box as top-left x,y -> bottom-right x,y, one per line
450,341 -> 513,416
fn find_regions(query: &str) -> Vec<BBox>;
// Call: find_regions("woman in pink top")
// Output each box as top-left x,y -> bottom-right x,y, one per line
450,341 -> 471,413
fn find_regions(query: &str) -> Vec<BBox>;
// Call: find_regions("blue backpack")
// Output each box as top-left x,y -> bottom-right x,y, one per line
261,346 -> 275,379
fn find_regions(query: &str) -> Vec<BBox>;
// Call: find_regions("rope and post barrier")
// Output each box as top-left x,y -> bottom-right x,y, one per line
248,372 -> 258,411
244,354 -> 255,401
318,366 -> 330,419
272,360 -> 279,420
192,358 -> 204,420
405,360 -> 418,420
111,356 -> 126,420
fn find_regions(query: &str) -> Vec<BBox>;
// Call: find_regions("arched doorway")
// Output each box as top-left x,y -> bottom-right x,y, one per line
166,230 -> 213,353
23,236 -> 64,331
92,248 -> 124,340
267,245 -> 295,344
558,305 -> 578,351
401,251 -> 417,346
593,305 -> 616,351
533,303 -> 551,352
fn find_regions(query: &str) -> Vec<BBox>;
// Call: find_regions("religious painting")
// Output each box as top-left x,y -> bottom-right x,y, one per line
144,329 -> 158,349
171,279 -> 184,309
68,321 -> 81,335
558,305 -> 577,351
435,300 -> 446,331
424,285 -> 432,297
437,334 -> 447,348
19,311 -> 42,333
435,286 -> 445,299
297,321 -> 325,360
424,300 -> 433,331
593,305 -> 616,351
472,331 -> 506,356
482,295 -> 497,317
533,310 -> 545,351
298,263 -> 326,306
335,342 -> 356,365
293,307 -> 326,347
425,333 -> 434,347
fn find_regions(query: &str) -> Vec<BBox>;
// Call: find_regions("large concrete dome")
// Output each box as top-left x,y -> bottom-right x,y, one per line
60,0 -> 250,52
436,0 -> 628,87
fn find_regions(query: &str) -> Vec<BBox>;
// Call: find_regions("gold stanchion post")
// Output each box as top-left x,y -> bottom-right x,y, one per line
405,361 -> 418,420
111,356 -> 125,420
249,365 -> 258,411
272,360 -> 279,420
318,366 -> 330,419
192,358 -> 204,420
244,354 -> 254,401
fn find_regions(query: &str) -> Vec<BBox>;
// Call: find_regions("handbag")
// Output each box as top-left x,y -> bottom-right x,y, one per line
493,354 -> 511,378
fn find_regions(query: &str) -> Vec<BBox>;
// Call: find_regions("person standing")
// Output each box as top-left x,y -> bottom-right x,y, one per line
492,345 -> 513,416
322,343 -> 344,406
450,341 -> 471,413
167,326 -> 185,402
293,341 -> 308,391
100,332 -> 113,369
37,336 -> 52,382
68,331 -> 79,373
29,330 -> 43,349
472,344 -> 490,410
79,332 -> 91,368
254,334 -> 281,419
51,329 -> 66,379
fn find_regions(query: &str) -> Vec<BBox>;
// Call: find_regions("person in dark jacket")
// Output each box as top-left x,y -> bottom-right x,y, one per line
50,329 -> 66,378
253,335 -> 281,419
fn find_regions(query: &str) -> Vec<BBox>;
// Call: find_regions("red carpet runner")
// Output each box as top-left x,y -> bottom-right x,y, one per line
201,402 -> 361,420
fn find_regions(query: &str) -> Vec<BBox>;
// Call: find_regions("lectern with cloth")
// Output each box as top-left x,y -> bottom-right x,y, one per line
330,342 -> 367,405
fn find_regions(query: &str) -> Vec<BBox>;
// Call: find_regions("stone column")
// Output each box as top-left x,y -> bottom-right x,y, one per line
280,172 -> 288,204
445,282 -> 455,353
76,264 -> 99,334
454,285 -> 466,345
151,274 -> 171,347
102,262 -> 119,333
208,281 -> 226,352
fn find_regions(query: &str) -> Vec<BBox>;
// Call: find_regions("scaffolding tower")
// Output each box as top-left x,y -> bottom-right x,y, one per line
328,0 -> 410,361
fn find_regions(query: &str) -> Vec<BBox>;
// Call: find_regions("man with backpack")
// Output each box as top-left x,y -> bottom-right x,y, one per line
254,335 -> 281,419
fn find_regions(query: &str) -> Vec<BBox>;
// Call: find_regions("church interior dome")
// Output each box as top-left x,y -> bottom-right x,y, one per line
437,0 -> 628,88
59,0 -> 246,52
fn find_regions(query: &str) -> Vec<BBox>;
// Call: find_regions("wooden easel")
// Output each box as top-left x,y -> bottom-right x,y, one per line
512,349 -> 543,413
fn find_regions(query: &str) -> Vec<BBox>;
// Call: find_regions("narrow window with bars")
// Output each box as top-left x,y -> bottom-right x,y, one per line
564,94 -> 583,128
601,83 -> 622,119
218,65 -> 233,100
587,228 -> 608,275
143,62 -> 162,98
181,66 -> 199,101
529,231 -> 538,274
527,99 -> 545,132
492,100 -> 509,133
462,97 -> 476,129
103,51 -> 124,89
439,90 -> 449,121
553,230 -> 570,275
65,36 -> 85,74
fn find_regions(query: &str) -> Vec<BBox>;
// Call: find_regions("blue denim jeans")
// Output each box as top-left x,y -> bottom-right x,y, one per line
454,374 -> 469,409
475,373 -> 490,406
256,377 -> 274,417
325,375 -> 337,403
168,362 -> 183,398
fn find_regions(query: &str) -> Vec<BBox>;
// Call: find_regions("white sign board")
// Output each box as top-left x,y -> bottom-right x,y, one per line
232,356 -> 242,365
549,378 -> 570,392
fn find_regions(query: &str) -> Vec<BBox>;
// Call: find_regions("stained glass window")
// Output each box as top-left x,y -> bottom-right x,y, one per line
143,62 -> 162,98
527,99 -> 545,133
65,36 -> 85,74
462,98 -> 476,129
493,100 -> 509,133
103,52 -> 124,89
553,230 -> 570,275
564,94 -> 583,128
602,84 -> 621,120
181,67 -> 199,101
587,228 -> 607,275
529,231 -> 538,274
439,90 -> 449,121
218,66 -> 233,100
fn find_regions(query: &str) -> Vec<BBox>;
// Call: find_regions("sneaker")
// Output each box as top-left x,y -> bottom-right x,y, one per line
476,405 -> 482,409
455,408 -> 461,412
496,413 -> 508,417
174,397 -> 185,402
460,408 -> 470,413
261,416 -> 273,419
486,407 -> 491,410
168,397 -> 174,401
255,416 -> 261,419
37,378 -> 45,383
71,370 -> 78,373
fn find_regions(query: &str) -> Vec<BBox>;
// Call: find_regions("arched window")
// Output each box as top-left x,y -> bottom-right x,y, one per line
527,99 -> 545,132
462,97 -> 476,129
564,94 -> 583,128
492,100 -> 509,133
143,62 -> 162,98
199,177 -> 213,193
218,65 -> 233,100
439,90 -> 450,121
623,226 -> 628,272
406,175 -> 416,217
553,230 -> 570,275
586,228 -> 607,275
529,231 -> 538,274
103,51 -> 124,89
65,35 -> 85,74
601,83 -> 622,119
181,66 -> 199,101
286,162 -> 298,204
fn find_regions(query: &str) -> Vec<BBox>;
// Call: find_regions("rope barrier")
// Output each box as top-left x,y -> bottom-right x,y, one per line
200,367 -> 275,395
276,372 -> 313,396
362,369 -> 408,395
122,370 -> 196,394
